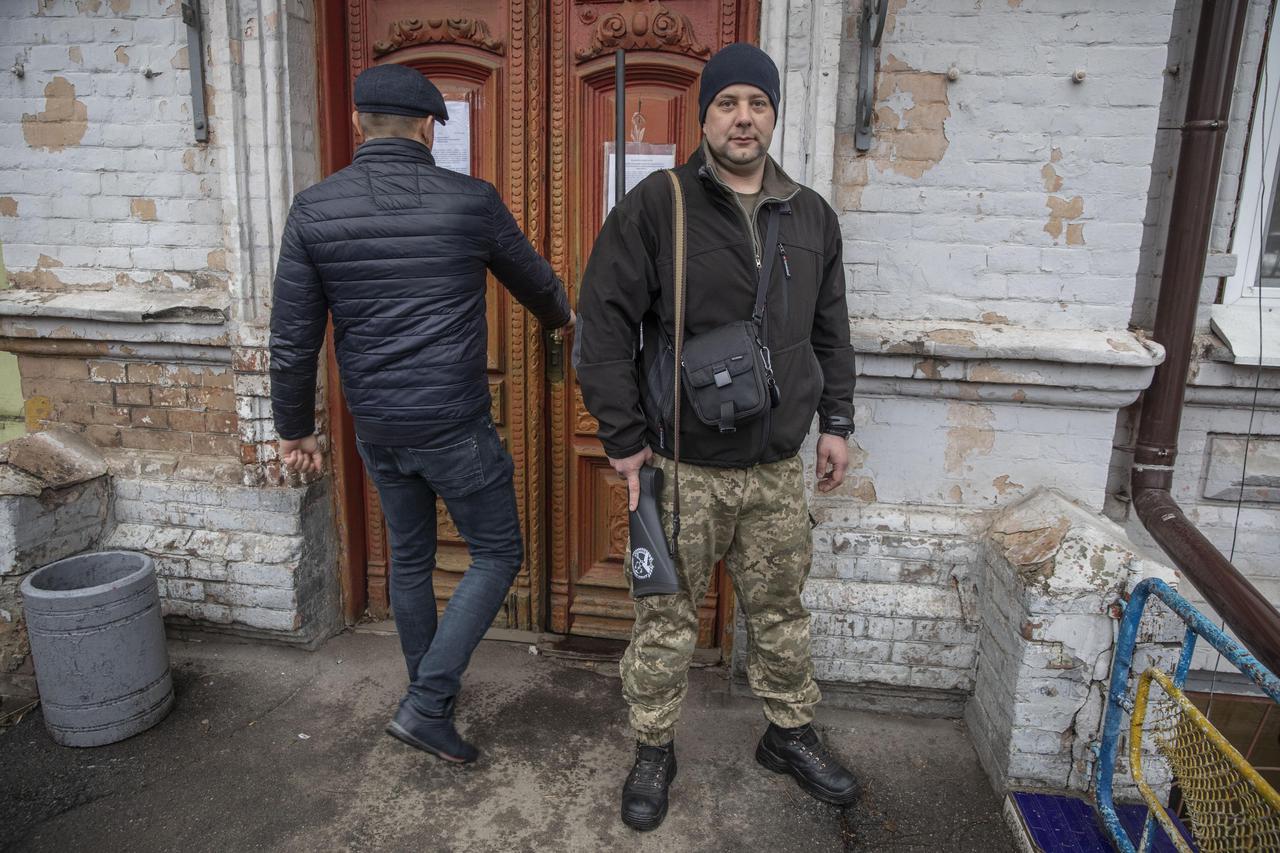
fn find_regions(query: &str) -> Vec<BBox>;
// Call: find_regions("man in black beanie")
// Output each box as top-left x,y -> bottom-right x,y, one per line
270,63 -> 571,764
576,43 -> 860,830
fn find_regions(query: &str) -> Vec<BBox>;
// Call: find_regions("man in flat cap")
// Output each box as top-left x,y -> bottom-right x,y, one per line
270,63 -> 572,763
575,43 -> 859,829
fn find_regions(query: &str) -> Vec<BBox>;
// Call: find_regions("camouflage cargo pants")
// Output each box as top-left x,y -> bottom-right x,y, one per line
621,453 -> 821,746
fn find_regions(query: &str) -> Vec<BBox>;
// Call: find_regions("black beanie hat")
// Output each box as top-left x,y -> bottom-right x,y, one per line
698,43 -> 781,124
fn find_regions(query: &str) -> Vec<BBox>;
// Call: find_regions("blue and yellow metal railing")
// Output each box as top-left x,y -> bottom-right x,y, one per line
1093,577 -> 1280,852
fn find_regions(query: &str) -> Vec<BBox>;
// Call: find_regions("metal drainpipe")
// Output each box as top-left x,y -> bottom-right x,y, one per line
1132,0 -> 1280,677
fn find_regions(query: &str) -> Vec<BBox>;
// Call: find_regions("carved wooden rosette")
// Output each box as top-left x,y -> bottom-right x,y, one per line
373,17 -> 506,58
576,1 -> 710,61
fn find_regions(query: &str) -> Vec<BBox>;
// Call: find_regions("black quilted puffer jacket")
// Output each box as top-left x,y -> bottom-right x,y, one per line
270,137 -> 570,444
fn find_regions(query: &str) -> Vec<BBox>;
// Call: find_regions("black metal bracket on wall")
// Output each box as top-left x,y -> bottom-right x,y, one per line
855,0 -> 888,152
181,0 -> 209,143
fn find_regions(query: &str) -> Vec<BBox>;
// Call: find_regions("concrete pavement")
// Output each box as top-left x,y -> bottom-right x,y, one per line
1,630 -> 1013,852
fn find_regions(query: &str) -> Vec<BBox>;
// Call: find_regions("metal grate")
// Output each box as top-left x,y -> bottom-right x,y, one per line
1131,668 -> 1280,853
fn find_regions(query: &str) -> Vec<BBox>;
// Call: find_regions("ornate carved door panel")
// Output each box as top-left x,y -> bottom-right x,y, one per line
337,0 -> 548,627
546,1 -> 758,646
326,1 -> 757,644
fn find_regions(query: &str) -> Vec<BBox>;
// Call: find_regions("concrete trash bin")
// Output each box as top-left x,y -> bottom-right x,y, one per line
19,551 -> 174,747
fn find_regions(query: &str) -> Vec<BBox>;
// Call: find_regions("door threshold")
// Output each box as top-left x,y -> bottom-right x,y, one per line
537,634 -> 723,666
352,621 -> 723,665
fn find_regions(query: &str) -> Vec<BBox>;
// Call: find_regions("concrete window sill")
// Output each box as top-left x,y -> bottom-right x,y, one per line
1210,302 -> 1280,368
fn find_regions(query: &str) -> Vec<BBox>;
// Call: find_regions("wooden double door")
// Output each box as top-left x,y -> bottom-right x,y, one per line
320,0 -> 759,649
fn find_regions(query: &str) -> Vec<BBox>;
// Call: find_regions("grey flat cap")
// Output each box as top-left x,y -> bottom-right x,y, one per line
354,64 -> 449,125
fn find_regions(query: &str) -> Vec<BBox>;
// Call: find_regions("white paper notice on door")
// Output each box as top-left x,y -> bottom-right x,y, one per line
433,100 -> 471,175
604,142 -> 676,222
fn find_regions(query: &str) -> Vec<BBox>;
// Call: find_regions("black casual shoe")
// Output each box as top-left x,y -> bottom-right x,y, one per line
756,723 -> 861,806
620,741 -> 677,831
385,700 -> 479,764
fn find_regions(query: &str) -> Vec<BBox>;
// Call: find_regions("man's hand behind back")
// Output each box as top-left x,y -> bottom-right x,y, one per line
608,446 -> 653,511
281,434 -> 323,475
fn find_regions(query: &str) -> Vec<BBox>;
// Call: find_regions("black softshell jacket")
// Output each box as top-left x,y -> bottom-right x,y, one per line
270,137 -> 570,444
575,144 -> 855,468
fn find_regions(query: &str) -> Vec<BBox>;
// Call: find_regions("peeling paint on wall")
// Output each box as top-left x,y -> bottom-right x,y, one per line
109,0 -> 131,13
928,328 -> 977,347
1043,148 -> 1086,245
130,198 -> 157,221
115,46 -> 129,65
10,254 -> 65,291
21,78 -> 89,153
945,402 -> 995,474
1045,195 -> 1085,243
993,474 -> 1025,495
75,0 -> 102,13
0,198 -> 17,218
836,45 -> 952,210
171,46 -> 189,70
67,46 -> 83,63
915,358 -> 946,380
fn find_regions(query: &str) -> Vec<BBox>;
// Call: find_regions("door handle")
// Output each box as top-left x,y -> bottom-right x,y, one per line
546,327 -> 565,382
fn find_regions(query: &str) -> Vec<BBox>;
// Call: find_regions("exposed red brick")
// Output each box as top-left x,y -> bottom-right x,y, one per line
150,386 -> 188,408
87,361 -> 128,382
125,363 -> 166,385
130,408 -> 169,429
201,369 -> 234,388
190,387 -> 235,412
167,410 -> 206,432
114,384 -> 152,406
121,429 -> 193,452
53,401 -> 93,423
206,412 -> 238,434
25,379 -> 114,404
85,425 -> 123,447
91,405 -> 132,426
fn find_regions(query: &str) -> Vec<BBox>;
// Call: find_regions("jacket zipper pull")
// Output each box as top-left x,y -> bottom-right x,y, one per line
778,243 -> 791,279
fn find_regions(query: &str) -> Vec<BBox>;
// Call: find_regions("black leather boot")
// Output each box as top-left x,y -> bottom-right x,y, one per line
385,699 -> 479,764
756,723 -> 860,806
620,741 -> 677,831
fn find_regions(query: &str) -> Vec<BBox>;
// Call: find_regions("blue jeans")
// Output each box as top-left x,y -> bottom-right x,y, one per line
355,415 -> 522,717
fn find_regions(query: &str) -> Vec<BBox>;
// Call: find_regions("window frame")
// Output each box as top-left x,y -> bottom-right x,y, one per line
1225,18 -> 1280,305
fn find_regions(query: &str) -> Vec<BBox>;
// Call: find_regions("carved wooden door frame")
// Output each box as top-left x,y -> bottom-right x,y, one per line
316,2 -> 759,647
316,0 -> 550,628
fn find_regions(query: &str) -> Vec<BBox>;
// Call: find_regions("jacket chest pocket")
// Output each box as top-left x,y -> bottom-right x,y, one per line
770,239 -> 823,345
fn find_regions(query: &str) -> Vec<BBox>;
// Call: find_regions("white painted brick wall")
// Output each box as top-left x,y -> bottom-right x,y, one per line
0,0 -> 229,292
103,474 -> 340,643
830,0 -> 1176,331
